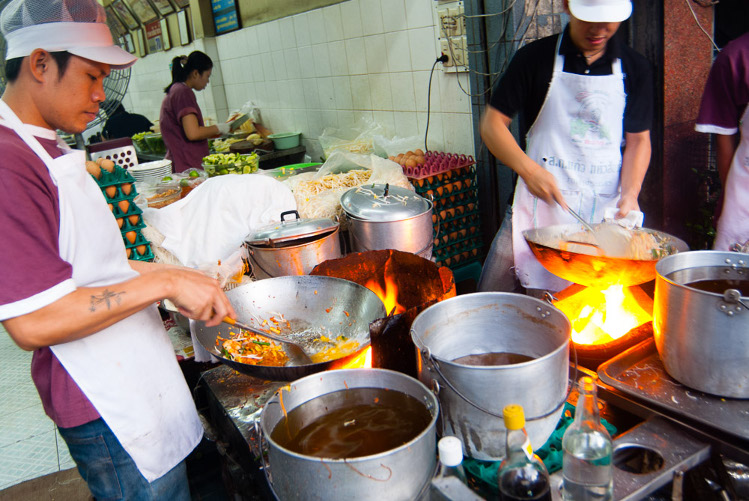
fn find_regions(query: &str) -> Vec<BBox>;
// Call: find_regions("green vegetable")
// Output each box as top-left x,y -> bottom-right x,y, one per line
180,179 -> 190,187
162,176 -> 173,181
201,152 -> 259,177
252,340 -> 271,346
189,170 -> 200,178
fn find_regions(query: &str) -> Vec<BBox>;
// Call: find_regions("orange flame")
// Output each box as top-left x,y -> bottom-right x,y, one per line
340,346 -> 372,369
364,275 -> 405,315
555,285 -> 653,345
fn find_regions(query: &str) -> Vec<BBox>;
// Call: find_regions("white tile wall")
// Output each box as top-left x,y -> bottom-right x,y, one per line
121,0 -> 475,161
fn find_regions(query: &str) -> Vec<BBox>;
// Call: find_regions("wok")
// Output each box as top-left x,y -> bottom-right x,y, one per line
523,224 -> 689,288
193,276 -> 386,381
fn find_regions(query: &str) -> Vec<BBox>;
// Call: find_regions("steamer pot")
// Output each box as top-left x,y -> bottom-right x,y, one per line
654,250 -> 749,398
260,369 -> 438,500
341,184 -> 433,259
245,210 -> 341,279
411,292 -> 570,460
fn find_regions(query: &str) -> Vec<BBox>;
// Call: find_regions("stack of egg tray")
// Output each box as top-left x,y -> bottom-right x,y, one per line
409,163 -> 483,269
93,166 -> 154,261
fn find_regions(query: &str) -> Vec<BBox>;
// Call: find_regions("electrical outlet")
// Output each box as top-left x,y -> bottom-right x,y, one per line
447,7 -> 461,36
451,36 -> 467,67
437,8 -> 450,38
439,40 -> 453,67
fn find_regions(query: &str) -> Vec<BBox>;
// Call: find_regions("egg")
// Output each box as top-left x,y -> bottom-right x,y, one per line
121,183 -> 132,195
117,218 -> 124,228
107,203 -> 114,211
414,148 -> 425,156
104,186 -> 117,198
128,215 -> 140,226
118,200 -> 130,213
395,154 -> 404,164
85,161 -> 101,179
126,248 -> 132,258
405,158 -> 417,168
100,159 -> 115,172
125,231 -> 137,244
136,244 -> 147,256
415,155 -> 426,165
95,157 -> 104,166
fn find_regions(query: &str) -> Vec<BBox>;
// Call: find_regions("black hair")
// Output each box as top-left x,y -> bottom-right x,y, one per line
4,51 -> 73,83
164,51 -> 213,93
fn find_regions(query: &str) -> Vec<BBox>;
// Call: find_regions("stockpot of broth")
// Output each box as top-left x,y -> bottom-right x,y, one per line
259,368 -> 439,500
410,292 -> 570,461
654,250 -> 749,398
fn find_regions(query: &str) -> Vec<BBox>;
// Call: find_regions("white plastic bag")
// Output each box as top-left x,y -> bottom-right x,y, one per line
283,151 -> 412,220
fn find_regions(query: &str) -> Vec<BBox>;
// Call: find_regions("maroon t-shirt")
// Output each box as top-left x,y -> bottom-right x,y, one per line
160,82 -> 210,173
0,123 -> 100,428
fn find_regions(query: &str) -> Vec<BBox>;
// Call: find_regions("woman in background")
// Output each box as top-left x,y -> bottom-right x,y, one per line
160,51 -> 229,172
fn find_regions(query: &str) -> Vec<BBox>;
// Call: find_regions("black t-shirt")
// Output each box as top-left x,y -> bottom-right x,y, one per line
489,26 -> 653,143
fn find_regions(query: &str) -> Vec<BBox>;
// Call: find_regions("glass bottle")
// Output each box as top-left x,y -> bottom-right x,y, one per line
562,376 -> 614,501
430,436 -> 482,501
497,404 -> 551,501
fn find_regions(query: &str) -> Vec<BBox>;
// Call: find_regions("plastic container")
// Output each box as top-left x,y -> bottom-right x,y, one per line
141,181 -> 181,209
178,168 -> 208,198
144,133 -> 166,155
268,132 -> 301,150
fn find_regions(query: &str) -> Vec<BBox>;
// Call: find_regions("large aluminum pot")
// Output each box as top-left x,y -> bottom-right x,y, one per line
260,368 -> 439,500
654,251 -> 749,398
245,210 -> 341,279
341,184 -> 433,259
411,292 -> 570,460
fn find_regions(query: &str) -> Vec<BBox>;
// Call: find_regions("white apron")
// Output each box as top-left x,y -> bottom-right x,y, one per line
713,104 -> 749,250
0,100 -> 202,482
512,36 -> 627,290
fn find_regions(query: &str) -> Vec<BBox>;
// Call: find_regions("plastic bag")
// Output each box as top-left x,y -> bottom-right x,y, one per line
373,133 -> 424,158
319,119 -> 387,158
283,150 -> 413,220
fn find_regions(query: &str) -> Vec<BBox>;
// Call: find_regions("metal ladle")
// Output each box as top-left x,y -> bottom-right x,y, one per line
221,316 -> 314,365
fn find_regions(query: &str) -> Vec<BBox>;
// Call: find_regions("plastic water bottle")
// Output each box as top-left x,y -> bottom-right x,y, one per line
497,404 -> 551,501
430,436 -> 483,501
562,376 -> 613,501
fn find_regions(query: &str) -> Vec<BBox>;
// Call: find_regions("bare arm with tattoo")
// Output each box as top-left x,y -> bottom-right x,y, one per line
3,267 -> 235,351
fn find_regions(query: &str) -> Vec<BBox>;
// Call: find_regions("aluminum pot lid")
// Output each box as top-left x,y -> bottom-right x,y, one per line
246,210 -> 338,245
340,183 -> 431,221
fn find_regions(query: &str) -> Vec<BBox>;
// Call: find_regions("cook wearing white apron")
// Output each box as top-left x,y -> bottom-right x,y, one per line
0,99 -> 203,482
713,104 -> 749,251
511,35 -> 627,291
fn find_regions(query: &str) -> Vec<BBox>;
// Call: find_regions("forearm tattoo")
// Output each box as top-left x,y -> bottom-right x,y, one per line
89,289 -> 126,312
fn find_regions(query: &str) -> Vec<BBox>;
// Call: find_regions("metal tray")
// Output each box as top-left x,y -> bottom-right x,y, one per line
598,338 -> 749,441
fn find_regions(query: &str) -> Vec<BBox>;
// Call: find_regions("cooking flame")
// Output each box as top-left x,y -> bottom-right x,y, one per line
555,285 -> 653,345
364,275 -> 405,315
340,346 -> 372,369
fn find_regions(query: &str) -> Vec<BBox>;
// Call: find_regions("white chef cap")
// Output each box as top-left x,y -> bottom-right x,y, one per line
0,0 -> 137,69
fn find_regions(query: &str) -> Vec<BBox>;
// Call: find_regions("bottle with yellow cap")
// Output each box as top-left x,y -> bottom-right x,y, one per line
562,376 -> 613,501
497,404 -> 551,501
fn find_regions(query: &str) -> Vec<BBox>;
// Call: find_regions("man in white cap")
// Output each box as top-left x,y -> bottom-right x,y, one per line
0,0 -> 235,498
478,0 -> 653,294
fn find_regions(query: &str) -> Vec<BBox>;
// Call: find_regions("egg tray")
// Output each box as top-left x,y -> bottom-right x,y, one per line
402,152 -> 475,179
411,164 -> 476,191
434,238 -> 483,260
94,165 -> 136,187
126,241 -> 154,261
434,207 -> 480,232
435,248 -> 482,269
101,182 -> 138,203
116,213 -> 146,233
109,199 -> 142,220
434,225 -> 482,250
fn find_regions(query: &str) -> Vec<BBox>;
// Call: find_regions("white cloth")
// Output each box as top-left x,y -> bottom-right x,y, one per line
713,104 -> 749,250
0,99 -> 202,482
512,36 -> 627,291
143,174 -> 296,268
143,174 -> 296,362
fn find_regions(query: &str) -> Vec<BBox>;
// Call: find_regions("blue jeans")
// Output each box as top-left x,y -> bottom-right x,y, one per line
59,418 -> 191,501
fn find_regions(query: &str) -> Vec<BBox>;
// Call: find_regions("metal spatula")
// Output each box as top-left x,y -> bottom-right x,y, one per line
221,316 -> 314,365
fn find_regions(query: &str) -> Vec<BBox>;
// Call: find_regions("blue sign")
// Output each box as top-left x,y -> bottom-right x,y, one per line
211,0 -> 239,35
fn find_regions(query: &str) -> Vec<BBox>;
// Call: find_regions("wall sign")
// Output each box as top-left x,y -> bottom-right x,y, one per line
145,20 -> 164,53
211,0 -> 240,35
112,0 -> 140,30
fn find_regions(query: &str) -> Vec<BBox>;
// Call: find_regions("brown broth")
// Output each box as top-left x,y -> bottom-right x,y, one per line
271,387 -> 431,459
685,278 -> 749,296
452,352 -> 535,366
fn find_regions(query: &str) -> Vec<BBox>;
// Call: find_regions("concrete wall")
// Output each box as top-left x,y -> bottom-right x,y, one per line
122,0 -> 475,161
